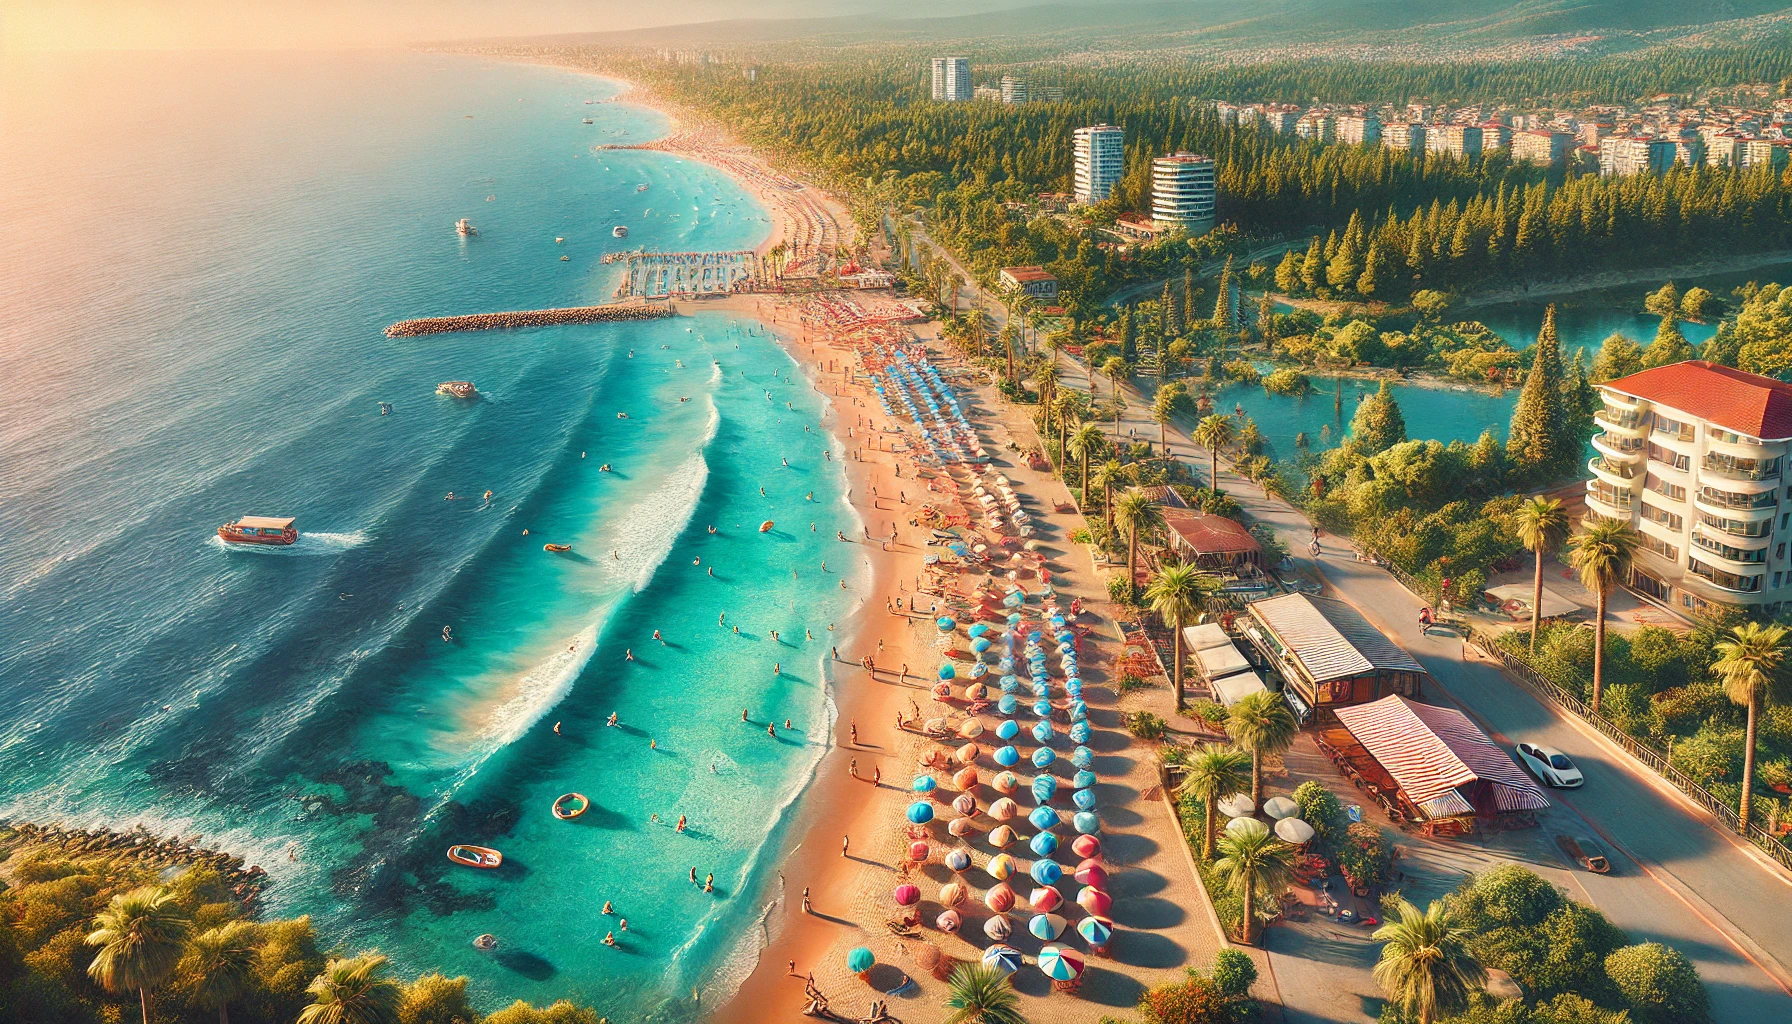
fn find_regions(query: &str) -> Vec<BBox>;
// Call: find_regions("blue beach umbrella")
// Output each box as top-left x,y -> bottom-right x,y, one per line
1029,859 -> 1063,886
1070,746 -> 1094,768
913,775 -> 938,793
1028,831 -> 1059,857
907,801 -> 935,824
970,662 -> 990,679
1032,774 -> 1059,802
995,720 -> 1020,740
848,947 -> 876,973
999,676 -> 1020,694
1073,789 -> 1098,811
936,617 -> 956,632
944,848 -> 972,872
1029,805 -> 1061,831
1028,913 -> 1068,941
1076,916 -> 1113,947
1068,721 -> 1091,744
967,623 -> 990,638
938,663 -> 956,680
1031,747 -> 1057,769
1032,699 -> 1053,718
971,637 -> 992,654
1064,681 -> 1082,698
1031,721 -> 1055,744
1006,612 -> 1023,625
1073,769 -> 1098,789
994,745 -> 1020,767
1073,811 -> 1101,835
982,944 -> 1023,975
997,694 -> 1019,715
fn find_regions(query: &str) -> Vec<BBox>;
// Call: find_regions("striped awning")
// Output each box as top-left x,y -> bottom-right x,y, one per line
1247,593 -> 1424,684
1333,695 -> 1549,818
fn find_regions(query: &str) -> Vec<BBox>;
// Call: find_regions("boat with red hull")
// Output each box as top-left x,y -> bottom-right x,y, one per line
218,516 -> 298,546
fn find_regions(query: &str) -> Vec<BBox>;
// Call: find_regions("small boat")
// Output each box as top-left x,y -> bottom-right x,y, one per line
446,845 -> 502,869
473,934 -> 499,951
218,515 -> 298,546
555,236 -> 565,244
437,381 -> 477,398
552,793 -> 590,820
759,520 -> 774,533
613,226 -> 628,238
636,183 -> 650,192
543,543 -> 572,553
560,255 -> 570,261
455,218 -> 476,236
582,118 -> 594,124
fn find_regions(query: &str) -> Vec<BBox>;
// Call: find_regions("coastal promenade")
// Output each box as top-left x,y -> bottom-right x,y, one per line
382,301 -> 671,337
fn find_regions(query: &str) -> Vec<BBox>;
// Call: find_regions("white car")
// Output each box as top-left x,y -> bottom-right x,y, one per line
1515,741 -> 1584,788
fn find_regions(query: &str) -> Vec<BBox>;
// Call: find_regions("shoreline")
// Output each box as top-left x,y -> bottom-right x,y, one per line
1459,247 -> 1792,308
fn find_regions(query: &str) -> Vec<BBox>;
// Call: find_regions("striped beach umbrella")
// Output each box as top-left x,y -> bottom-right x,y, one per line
1077,886 -> 1113,917
908,840 -> 931,863
1031,747 -> 1057,769
1036,945 -> 1084,981
1076,915 -> 1113,948
1070,746 -> 1094,769
1068,721 -> 1091,744
986,852 -> 1016,880
1027,913 -> 1067,941
997,694 -> 1019,715
1031,775 -> 1059,803
1075,859 -> 1108,887
988,825 -> 1019,849
1031,721 -> 1055,744
893,884 -> 921,907
1029,885 -> 1065,912
981,944 -> 1023,975
984,881 -> 1016,912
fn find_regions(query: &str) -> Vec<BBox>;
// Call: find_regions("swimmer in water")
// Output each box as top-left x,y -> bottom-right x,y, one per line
653,629 -> 664,643
445,492 -> 455,501
603,932 -> 617,947
707,525 -> 717,534
806,491 -> 813,501
602,900 -> 614,915
554,721 -> 562,735
782,457 -> 788,466
482,489 -> 493,505
442,626 -> 453,642
625,649 -> 634,661
677,815 -> 688,833
759,487 -> 766,496
608,712 -> 619,726
704,873 -> 713,892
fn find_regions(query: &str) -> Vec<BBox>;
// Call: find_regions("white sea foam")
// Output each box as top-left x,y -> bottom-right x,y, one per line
206,530 -> 370,555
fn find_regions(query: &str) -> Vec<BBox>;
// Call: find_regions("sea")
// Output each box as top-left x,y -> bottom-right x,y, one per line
0,50 -> 861,1019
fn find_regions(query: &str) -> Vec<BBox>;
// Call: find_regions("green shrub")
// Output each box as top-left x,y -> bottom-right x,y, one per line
1669,725 -> 1745,786
1605,943 -> 1709,1024
1190,700 -> 1229,728
1209,948 -> 1258,998
1337,821 -> 1393,891
1291,781 -> 1348,860
1262,368 -> 1311,396
1446,864 -> 1564,931
1127,711 -> 1168,740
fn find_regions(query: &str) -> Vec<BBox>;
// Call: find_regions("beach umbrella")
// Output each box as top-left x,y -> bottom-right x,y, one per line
906,801 -> 935,824
994,746 -> 1020,768
986,852 -> 1016,880
971,638 -> 992,655
984,882 -> 1016,912
988,797 -> 1018,822
1031,747 -> 1057,769
1029,858 -> 1064,886
936,617 -> 956,632
983,915 -> 1015,940
982,944 -> 1023,975
936,909 -> 962,933
970,663 -> 990,680
1068,721 -> 1091,744
1276,817 -> 1317,844
909,840 -> 931,862
1027,913 -> 1068,941
956,743 -> 981,765
1037,944 -> 1084,982
953,769 -> 979,794
1076,916 -> 1113,949
992,771 -> 1020,795
1028,806 -> 1061,831
938,663 -> 956,680
1032,699 -> 1053,718
967,623 -> 990,638
932,682 -> 954,701
1072,811 -> 1100,835
1028,831 -> 1059,858
1073,769 -> 1097,790
848,947 -> 875,975
1029,886 -> 1065,912
995,720 -> 1020,741
1032,775 -> 1059,803
1073,789 -> 1098,812
1064,681 -> 1082,698
1068,704 -> 1087,723
963,684 -> 988,704
998,673 -> 1019,691
997,694 -> 1019,715
1077,886 -> 1113,917
893,884 -> 921,907
1070,747 -> 1094,769
1227,816 -> 1269,839
1071,834 -> 1102,859
1217,794 -> 1255,818
1075,859 -> 1108,887
947,817 -> 977,838
944,849 -> 973,873
1007,612 -> 1023,625
989,825 -> 1020,849
1264,796 -> 1300,820
913,775 -> 938,794
957,719 -> 986,741
1031,721 -> 1055,745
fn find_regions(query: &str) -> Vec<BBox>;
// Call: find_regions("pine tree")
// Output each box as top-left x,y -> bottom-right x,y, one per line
1350,380 -> 1407,455
1299,237 -> 1325,293
1590,332 -> 1644,383
1119,306 -> 1136,361
1161,281 -> 1179,337
1212,255 -> 1235,327
1275,250 -> 1301,293
1258,292 -> 1277,354
1507,305 -> 1570,480
1470,428 -> 1508,492
1643,313 -> 1694,368
1327,232 -> 1362,291
1356,241 -> 1399,299
1182,267 -> 1197,328
1563,349 -> 1598,444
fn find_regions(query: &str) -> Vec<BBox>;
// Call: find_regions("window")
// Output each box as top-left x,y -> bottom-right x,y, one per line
1652,413 -> 1694,440
1780,544 -> 1787,561
1647,443 -> 1690,472
1689,558 -> 1764,592
1700,485 -> 1777,510
1777,572 -> 1784,589
1708,426 -> 1753,445
1699,511 -> 1770,537
1644,473 -> 1686,501
1692,533 -> 1764,563
1642,503 -> 1684,530
1642,533 -> 1679,560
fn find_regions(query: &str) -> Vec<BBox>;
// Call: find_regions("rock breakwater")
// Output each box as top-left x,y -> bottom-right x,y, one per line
384,301 -> 673,337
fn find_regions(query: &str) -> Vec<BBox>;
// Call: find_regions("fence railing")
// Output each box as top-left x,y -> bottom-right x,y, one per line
1465,626 -> 1792,873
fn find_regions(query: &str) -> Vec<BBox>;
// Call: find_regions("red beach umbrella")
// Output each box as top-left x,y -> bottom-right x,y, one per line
893,884 -> 921,907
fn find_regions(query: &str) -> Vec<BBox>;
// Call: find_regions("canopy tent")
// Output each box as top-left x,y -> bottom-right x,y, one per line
1332,695 -> 1549,827
1210,670 -> 1268,707
1485,583 -> 1581,621
1193,642 -> 1252,681
1180,622 -> 1234,653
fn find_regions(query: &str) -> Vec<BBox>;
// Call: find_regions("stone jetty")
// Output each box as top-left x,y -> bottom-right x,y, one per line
1,821 -> 271,909
384,301 -> 673,338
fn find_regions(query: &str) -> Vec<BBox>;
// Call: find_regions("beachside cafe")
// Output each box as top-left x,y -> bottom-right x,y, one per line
1161,509 -> 1262,572
1180,623 -> 1268,706
1239,593 -> 1426,722
1320,695 -> 1550,837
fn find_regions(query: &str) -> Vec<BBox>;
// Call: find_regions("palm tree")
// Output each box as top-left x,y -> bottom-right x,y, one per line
1092,459 -> 1129,531
1513,496 -> 1572,657
187,922 -> 258,1024
1193,413 -> 1235,487
86,886 -> 192,1024
1115,491 -> 1165,594
1371,898 -> 1486,1024
1052,392 -> 1078,468
1713,621 -> 1789,832
1152,383 -> 1185,458
1035,361 -> 1060,420
1213,823 -> 1295,945
298,953 -> 403,1024
1176,743 -> 1251,859
941,963 -> 1028,1024
1226,690 -> 1299,810
1568,517 -> 1640,714
1102,357 -> 1131,435
1145,564 -> 1221,712
1068,424 -> 1106,508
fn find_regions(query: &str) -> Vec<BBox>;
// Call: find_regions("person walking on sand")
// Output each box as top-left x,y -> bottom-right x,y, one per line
842,835 -> 849,858
802,887 -> 812,914
849,757 -> 858,777
899,663 -> 908,684
850,721 -> 858,745
871,764 -> 881,785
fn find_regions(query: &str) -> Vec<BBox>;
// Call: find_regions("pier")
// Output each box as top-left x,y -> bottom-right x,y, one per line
608,249 -> 761,300
384,301 -> 673,338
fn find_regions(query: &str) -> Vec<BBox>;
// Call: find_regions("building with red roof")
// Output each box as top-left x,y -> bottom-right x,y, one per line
1591,360 -> 1792,615
1161,508 -> 1261,571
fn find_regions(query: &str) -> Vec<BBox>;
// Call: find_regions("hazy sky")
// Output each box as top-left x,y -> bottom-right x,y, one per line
4,0 -> 1035,50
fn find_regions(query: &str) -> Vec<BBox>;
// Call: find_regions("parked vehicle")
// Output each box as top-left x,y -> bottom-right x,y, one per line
1515,741 -> 1584,787
1555,834 -> 1611,873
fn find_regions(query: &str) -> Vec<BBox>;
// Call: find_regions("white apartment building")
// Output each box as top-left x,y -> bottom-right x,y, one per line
1000,75 -> 1028,105
1151,153 -> 1217,234
1479,123 -> 1512,150
1382,123 -> 1425,156
1591,361 -> 1792,615
1073,124 -> 1126,205
1744,138 -> 1792,170
1426,124 -> 1483,160
1599,136 -> 1675,176
1295,111 -> 1336,143
1264,105 -> 1301,134
930,57 -> 972,102
1337,114 -> 1381,145
1511,129 -> 1574,165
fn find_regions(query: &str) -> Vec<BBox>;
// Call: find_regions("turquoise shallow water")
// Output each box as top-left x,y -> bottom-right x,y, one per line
0,51 -> 855,1018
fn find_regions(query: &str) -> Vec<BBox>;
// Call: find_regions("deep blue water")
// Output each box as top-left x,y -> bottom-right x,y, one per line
0,51 -> 857,1019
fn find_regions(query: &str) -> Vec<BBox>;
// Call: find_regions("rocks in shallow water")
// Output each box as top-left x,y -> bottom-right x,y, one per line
0,818 -> 270,909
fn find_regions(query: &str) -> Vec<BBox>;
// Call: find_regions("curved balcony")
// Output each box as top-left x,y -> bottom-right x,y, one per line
1699,454 -> 1783,485
1688,558 -> 1765,595
1594,411 -> 1647,436
1693,489 -> 1776,522
1591,433 -> 1645,462
1690,534 -> 1770,570
1588,456 -> 1639,486
1585,485 -> 1634,520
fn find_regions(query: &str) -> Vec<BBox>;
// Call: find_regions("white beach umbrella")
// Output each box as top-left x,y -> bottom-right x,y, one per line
1226,816 -> 1269,839
1263,796 -> 1299,820
1275,817 -> 1316,844
1217,794 -> 1255,819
